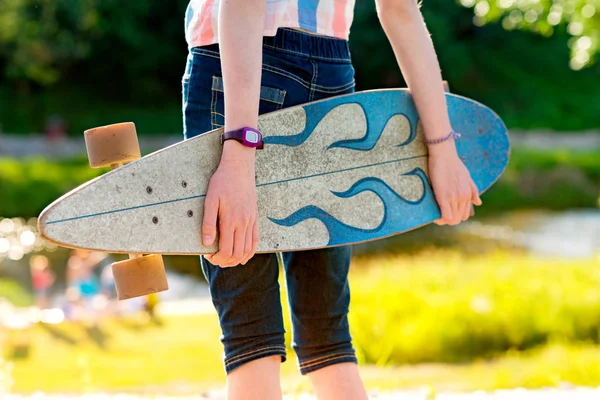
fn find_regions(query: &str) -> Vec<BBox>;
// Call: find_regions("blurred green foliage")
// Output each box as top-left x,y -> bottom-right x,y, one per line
464,0 -> 600,69
0,156 -> 105,217
0,0 -> 189,86
0,148 -> 597,218
350,251 -> 600,364
352,0 -> 600,131
0,0 -> 189,133
481,148 -> 600,211
0,0 -> 599,134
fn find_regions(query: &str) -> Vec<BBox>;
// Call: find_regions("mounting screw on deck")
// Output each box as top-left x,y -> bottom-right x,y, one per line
146,186 -> 153,194
182,181 -> 188,188
152,216 -> 159,224
187,210 -> 194,217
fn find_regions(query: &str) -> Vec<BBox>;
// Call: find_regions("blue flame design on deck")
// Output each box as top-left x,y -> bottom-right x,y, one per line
264,91 -> 442,245
268,168 -> 441,246
262,91 -> 419,150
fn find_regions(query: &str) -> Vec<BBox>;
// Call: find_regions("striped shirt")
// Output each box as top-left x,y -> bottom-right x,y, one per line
185,0 -> 356,48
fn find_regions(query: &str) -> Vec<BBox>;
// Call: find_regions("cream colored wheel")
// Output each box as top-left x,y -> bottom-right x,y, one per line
84,122 -> 141,168
111,254 -> 168,300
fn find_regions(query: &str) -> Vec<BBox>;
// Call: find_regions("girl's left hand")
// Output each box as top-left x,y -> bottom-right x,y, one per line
428,142 -> 482,226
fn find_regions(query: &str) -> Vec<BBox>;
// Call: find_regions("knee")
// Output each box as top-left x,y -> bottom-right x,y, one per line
292,312 -> 355,365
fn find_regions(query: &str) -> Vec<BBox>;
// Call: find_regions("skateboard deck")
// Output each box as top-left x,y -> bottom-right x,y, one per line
38,89 -> 509,254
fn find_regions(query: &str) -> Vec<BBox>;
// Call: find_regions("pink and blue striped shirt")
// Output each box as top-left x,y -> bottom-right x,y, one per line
185,0 -> 356,48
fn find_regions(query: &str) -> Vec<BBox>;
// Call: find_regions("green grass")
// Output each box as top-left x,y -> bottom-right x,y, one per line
0,157 -> 107,217
478,148 -> 599,213
3,251 -> 600,394
349,251 -> 600,365
356,342 -> 600,392
509,149 -> 600,178
4,314 -> 225,393
5,317 -> 600,394
0,279 -> 32,307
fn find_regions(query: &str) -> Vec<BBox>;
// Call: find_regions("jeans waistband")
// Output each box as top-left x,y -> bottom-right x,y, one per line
263,28 -> 352,63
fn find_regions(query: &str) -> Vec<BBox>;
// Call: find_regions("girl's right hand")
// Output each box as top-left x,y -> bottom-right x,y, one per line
202,141 -> 259,267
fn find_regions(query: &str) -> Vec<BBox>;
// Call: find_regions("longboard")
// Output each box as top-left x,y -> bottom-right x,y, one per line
38,89 -> 509,254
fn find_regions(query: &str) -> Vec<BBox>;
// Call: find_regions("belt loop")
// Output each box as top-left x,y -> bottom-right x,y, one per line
280,27 -> 286,49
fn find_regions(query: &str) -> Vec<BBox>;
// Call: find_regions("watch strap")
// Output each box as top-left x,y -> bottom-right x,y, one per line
221,127 -> 264,149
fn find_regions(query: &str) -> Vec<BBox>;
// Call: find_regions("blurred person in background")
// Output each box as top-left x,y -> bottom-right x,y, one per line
183,0 -> 481,398
44,115 -> 67,141
30,255 -> 55,309
100,262 -> 121,318
65,249 -> 102,322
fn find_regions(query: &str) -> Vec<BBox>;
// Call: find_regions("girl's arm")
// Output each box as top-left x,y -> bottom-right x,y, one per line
376,0 -> 482,225
202,0 -> 266,267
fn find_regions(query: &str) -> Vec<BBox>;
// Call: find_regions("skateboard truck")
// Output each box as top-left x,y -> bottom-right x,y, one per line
84,122 -> 169,300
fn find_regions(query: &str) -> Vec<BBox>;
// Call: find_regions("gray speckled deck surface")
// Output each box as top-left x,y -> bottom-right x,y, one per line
38,89 -> 509,254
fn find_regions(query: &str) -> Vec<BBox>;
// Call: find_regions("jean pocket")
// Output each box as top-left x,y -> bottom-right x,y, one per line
311,61 -> 356,100
210,76 -> 287,129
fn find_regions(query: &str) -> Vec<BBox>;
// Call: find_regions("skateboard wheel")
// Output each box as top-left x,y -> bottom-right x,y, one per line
111,254 -> 168,300
84,122 -> 141,168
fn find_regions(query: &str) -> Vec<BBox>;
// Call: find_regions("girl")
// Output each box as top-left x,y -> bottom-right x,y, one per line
182,1 -> 481,399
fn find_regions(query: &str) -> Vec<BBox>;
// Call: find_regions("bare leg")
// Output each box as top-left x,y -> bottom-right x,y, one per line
226,356 -> 283,400
308,362 -> 368,400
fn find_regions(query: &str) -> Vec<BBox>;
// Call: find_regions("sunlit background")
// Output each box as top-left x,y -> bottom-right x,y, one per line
0,0 -> 599,398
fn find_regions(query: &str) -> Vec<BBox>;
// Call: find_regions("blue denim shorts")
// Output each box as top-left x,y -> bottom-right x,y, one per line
182,28 -> 357,375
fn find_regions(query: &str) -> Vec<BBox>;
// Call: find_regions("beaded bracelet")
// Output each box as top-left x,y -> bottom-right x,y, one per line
424,130 -> 461,145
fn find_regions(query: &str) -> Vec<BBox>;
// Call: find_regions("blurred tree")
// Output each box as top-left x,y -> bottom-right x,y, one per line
0,0 -> 598,133
350,0 -> 600,131
351,0 -> 478,89
462,0 -> 600,69
0,0 -> 189,91
0,0 -> 100,85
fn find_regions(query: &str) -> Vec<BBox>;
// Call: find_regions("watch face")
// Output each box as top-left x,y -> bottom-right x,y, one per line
245,130 -> 259,144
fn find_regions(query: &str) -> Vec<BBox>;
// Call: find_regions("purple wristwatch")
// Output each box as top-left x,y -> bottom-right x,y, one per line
221,127 -> 264,149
